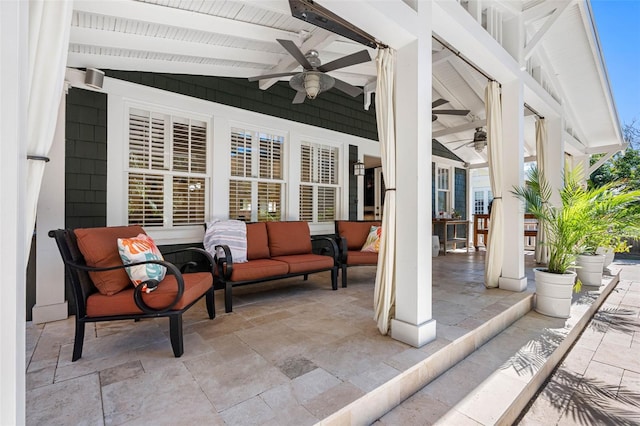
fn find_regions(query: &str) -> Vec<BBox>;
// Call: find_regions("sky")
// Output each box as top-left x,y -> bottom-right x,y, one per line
590,0 -> 640,127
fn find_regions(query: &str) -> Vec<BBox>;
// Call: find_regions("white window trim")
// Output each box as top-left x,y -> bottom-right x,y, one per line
299,141 -> 340,224
108,85 -> 214,245
105,76 -> 379,242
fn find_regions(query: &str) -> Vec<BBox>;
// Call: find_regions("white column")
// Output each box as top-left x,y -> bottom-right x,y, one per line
0,0 -> 27,423
546,116 -> 565,207
498,79 -> 527,292
391,2 -> 436,347
33,91 -> 69,324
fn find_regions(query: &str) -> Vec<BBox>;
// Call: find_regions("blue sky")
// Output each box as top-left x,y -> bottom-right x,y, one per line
591,0 -> 640,127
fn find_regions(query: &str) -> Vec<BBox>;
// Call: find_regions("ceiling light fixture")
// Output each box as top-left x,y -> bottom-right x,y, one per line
289,70 -> 335,99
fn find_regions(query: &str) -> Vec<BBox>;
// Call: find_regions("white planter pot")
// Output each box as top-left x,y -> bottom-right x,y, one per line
595,246 -> 615,269
576,254 -> 606,287
534,268 -> 577,319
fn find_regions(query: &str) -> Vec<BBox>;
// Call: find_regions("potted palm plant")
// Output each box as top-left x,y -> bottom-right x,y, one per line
512,166 -> 588,318
576,181 -> 640,284
514,165 -> 640,317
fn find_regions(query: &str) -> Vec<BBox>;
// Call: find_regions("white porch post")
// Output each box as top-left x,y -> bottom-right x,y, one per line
546,116 -> 565,206
33,90 -> 68,324
390,2 -> 436,347
0,0 -> 27,423
498,79 -> 527,292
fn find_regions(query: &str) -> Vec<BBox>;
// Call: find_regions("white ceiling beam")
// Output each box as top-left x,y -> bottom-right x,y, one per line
258,31 -> 338,90
523,0 -> 574,61
66,52 -> 260,78
586,142 -> 626,156
318,0 -> 419,49
72,0 -> 299,43
448,58 -> 486,104
432,49 -> 454,65
232,0 -> 292,16
433,119 -> 487,138
523,0 -> 565,23
69,27 -> 286,66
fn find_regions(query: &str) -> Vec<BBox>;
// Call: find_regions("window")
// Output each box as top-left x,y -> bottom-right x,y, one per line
228,128 -> 284,221
127,107 -> 208,227
474,191 -> 485,215
300,142 -> 338,222
436,166 -> 450,215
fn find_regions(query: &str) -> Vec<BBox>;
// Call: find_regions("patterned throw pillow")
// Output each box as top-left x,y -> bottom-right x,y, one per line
117,234 -> 166,293
361,226 -> 382,253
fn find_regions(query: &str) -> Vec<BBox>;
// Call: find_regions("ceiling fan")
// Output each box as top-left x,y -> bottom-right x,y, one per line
444,127 -> 488,152
248,39 -> 372,104
432,98 -> 470,122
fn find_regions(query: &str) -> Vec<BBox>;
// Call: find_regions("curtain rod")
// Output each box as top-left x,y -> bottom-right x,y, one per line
432,35 -> 494,82
524,103 -> 544,120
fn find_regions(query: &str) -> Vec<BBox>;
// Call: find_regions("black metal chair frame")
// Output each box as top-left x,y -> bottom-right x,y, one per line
49,228 -> 215,361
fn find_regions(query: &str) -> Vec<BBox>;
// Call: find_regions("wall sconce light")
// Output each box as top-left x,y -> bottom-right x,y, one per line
353,161 -> 365,176
85,68 -> 105,89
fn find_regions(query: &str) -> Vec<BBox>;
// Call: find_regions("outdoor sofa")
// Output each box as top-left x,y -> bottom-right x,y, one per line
335,220 -> 381,287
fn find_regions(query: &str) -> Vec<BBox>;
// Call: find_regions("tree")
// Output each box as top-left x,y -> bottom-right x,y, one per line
590,119 -> 640,190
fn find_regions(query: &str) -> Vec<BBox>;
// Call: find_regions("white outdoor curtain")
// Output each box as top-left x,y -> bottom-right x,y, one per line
26,0 -> 73,257
534,118 -> 549,264
484,81 -> 504,288
373,48 -> 397,334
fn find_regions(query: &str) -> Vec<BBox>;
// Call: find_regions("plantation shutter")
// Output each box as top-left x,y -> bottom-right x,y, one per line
299,142 -> 338,223
257,182 -> 281,221
128,173 -> 164,226
229,180 -> 252,221
231,129 -> 252,177
127,107 -> 208,227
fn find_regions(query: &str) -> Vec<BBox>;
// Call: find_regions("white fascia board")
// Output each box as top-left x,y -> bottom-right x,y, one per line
67,53 -> 261,78
578,0 -> 624,144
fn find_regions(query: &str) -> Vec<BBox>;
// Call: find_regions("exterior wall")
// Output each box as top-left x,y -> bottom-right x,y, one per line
66,89 -> 108,229
105,71 -> 379,141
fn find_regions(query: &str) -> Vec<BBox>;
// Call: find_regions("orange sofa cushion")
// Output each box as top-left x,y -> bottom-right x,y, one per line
266,221 -> 312,257
86,272 -> 212,317
75,225 -> 145,296
228,259 -> 289,282
246,222 -> 270,260
272,254 -> 334,274
345,250 -> 378,266
337,221 -> 382,251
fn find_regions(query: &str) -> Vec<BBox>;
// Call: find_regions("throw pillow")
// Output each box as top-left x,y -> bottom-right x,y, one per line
361,226 -> 382,253
204,219 -> 248,263
117,234 -> 166,293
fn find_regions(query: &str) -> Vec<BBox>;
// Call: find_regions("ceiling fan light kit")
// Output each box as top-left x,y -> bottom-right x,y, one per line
290,71 -> 335,99
248,38 -> 370,104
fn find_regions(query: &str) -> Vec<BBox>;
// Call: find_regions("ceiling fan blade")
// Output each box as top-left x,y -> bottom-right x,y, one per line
248,72 -> 299,82
432,98 -> 449,108
277,39 -> 313,70
292,91 -> 306,104
433,109 -> 471,116
318,50 -> 372,73
332,78 -> 363,97
453,142 -> 473,151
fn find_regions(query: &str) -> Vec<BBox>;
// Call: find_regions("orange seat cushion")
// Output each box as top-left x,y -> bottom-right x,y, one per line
246,222 -> 270,260
272,254 -> 334,274
345,250 -> 378,266
337,221 -> 381,251
75,226 -> 145,296
86,272 -> 212,317
266,221 -> 312,256
228,259 -> 289,282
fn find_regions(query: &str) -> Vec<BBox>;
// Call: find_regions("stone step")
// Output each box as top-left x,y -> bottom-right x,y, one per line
318,289 -> 535,425
379,268 -> 620,425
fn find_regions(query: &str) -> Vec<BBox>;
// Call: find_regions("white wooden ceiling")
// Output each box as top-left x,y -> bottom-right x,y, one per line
67,0 -> 623,165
